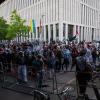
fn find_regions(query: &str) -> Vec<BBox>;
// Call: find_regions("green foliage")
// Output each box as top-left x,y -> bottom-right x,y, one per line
0,17 -> 9,40
6,10 -> 29,40
0,10 -> 29,40
6,24 -> 18,40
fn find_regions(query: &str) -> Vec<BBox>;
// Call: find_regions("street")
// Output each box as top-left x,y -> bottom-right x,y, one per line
0,68 -> 100,100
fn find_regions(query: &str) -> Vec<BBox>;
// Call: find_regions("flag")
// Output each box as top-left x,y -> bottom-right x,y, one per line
29,19 -> 33,32
29,19 -> 36,33
76,26 -> 79,35
32,19 -> 36,33
39,19 -> 42,33
76,31 -> 79,35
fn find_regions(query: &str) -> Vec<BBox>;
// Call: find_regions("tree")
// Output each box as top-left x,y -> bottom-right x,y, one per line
6,10 -> 29,40
0,17 -> 9,40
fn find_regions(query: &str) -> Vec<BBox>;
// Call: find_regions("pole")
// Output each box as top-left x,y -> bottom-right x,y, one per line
42,15 -> 45,41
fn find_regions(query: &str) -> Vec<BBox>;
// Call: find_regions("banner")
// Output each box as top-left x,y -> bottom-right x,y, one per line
39,19 -> 42,34
29,19 -> 36,33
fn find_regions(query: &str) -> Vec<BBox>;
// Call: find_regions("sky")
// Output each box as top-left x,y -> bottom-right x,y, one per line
0,0 -> 5,4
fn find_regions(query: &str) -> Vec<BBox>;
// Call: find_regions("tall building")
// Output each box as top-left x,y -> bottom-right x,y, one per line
0,0 -> 100,42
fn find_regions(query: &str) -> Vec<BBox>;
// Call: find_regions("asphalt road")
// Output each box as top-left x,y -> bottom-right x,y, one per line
0,70 -> 76,100
0,87 -> 33,100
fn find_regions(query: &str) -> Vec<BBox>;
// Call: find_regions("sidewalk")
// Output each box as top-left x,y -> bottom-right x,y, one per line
0,70 -> 100,100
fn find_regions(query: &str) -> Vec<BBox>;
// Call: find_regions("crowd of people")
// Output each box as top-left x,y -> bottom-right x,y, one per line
0,40 -> 100,98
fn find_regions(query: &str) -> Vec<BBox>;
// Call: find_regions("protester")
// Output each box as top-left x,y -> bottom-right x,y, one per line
17,51 -> 28,84
0,40 -> 98,93
76,49 -> 93,99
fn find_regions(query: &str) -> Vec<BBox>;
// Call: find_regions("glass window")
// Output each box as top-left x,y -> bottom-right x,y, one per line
37,27 -> 40,39
83,27 -> 84,41
92,28 -> 94,41
56,23 -> 59,39
63,23 -> 66,37
50,24 -> 53,41
46,25 -> 48,41
79,26 -> 81,41
68,24 -> 74,40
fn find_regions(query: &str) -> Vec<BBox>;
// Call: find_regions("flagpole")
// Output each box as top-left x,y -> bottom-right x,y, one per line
41,14 -> 45,41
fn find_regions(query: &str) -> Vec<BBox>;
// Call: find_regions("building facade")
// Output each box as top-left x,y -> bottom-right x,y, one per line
0,0 -> 100,42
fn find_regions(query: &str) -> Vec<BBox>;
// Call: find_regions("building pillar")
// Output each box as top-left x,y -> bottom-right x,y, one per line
86,28 -> 88,42
73,25 -> 76,36
59,0 -> 63,41
36,27 -> 38,40
94,29 -> 96,41
86,27 -> 88,42
97,29 -> 99,40
95,29 -> 97,40
44,25 -> 46,41
59,23 -> 63,41
98,29 -> 100,40
77,26 -> 80,43
65,24 -> 68,43
89,28 -> 91,42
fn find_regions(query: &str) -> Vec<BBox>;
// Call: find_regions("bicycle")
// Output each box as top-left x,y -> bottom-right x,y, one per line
56,85 -> 76,100
33,89 -> 50,100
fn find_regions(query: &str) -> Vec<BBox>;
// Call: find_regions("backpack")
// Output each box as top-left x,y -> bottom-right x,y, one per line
62,49 -> 68,59
76,56 -> 86,71
76,56 -> 92,81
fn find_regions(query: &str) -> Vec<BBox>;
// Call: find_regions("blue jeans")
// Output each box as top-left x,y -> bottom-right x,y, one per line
18,65 -> 27,82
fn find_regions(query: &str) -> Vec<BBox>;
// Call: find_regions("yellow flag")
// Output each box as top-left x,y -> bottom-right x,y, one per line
29,19 -> 32,32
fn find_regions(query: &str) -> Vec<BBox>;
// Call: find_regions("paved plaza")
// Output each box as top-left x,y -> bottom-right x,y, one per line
0,69 -> 100,100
